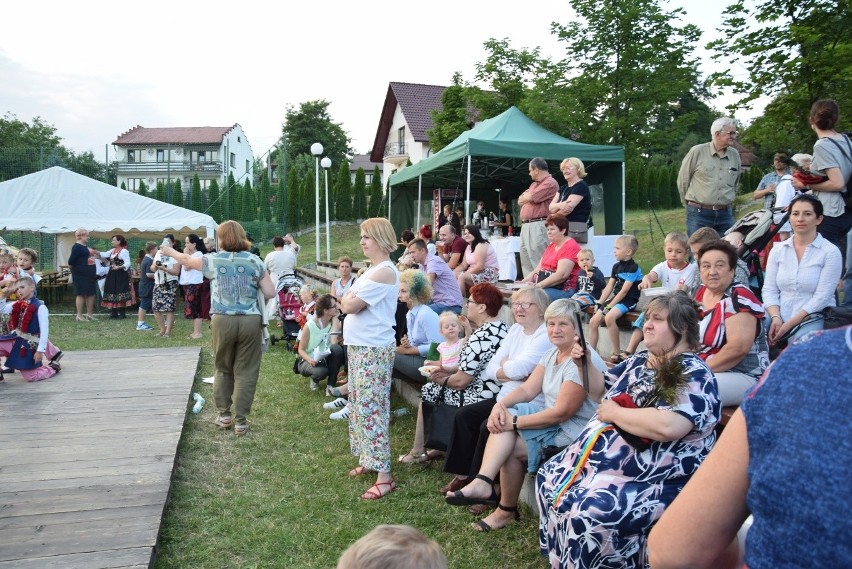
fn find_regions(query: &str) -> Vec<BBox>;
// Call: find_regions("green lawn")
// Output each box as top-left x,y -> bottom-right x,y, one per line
42,206 -> 717,568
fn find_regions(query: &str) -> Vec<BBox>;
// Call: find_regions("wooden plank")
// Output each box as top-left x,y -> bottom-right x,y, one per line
0,348 -> 197,568
0,547 -> 152,569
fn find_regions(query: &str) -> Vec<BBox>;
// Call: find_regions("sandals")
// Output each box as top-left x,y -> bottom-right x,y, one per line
360,479 -> 397,500
445,474 -> 499,506
234,423 -> 249,436
348,465 -> 372,478
398,451 -> 429,465
214,415 -> 233,429
439,476 -> 471,496
610,350 -> 633,364
471,504 -> 520,532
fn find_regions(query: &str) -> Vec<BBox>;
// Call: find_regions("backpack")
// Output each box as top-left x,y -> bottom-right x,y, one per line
822,134 -> 852,214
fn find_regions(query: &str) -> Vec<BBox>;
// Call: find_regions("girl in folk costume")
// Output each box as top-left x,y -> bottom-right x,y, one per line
97,235 -> 135,319
0,277 -> 63,381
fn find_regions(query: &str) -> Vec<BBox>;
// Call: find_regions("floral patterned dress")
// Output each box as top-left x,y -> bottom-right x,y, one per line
535,352 -> 720,569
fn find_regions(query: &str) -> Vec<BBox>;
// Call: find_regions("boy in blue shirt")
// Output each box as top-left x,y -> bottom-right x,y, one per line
588,235 -> 643,359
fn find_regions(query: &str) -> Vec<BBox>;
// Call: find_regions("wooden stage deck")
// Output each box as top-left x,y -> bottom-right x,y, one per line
0,347 -> 200,569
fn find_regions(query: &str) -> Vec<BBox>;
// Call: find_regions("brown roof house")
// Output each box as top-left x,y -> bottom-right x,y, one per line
369,82 -> 449,187
112,124 -> 253,195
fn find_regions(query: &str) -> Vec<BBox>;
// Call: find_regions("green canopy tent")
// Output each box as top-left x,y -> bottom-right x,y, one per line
388,106 -> 625,236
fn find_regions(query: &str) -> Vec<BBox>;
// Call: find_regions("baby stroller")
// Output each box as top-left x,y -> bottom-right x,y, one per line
725,207 -> 790,300
269,273 -> 304,350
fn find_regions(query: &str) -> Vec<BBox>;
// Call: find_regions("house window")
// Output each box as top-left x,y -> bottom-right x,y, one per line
127,150 -> 136,163
230,153 -> 236,168
237,136 -> 241,143
200,179 -> 211,190
198,151 -> 206,163
246,160 -> 250,173
156,149 -> 165,162
397,126 -> 405,152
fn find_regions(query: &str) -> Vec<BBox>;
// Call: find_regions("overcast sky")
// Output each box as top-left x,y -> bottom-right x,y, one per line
2,1 -> 755,161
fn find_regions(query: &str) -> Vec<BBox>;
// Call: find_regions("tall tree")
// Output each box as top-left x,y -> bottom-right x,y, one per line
334,161 -> 353,221
274,179 -> 284,226
281,100 -> 353,170
368,166 -> 383,218
467,38 -> 546,120
190,174 -> 203,212
154,181 -> 167,202
225,173 -> 238,220
301,170 -> 315,228
427,73 -> 472,152
352,168 -> 367,220
169,179 -> 183,207
258,173 -> 272,222
207,178 -> 222,223
242,178 -> 255,222
286,168 -> 300,230
553,0 -> 703,159
708,0 -> 851,153
137,179 -> 149,199
0,113 -> 63,179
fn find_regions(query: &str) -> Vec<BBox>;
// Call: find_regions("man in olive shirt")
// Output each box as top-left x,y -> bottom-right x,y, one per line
678,117 -> 742,236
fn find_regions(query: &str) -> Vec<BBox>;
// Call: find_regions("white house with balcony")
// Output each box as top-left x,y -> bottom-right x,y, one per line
369,82 -> 449,188
112,124 -> 253,195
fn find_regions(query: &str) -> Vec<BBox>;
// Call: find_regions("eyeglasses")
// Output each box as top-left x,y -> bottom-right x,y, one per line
512,301 -> 534,310
721,130 -> 738,137
467,298 -> 482,305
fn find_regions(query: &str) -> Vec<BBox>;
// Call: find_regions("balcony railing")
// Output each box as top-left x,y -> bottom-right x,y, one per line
116,161 -> 223,173
383,142 -> 407,159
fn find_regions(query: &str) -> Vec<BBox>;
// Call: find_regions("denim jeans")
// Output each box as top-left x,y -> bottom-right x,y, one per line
686,204 -> 735,237
427,302 -> 462,315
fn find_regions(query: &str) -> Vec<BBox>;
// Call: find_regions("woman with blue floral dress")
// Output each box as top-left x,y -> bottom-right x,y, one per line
536,291 -> 720,568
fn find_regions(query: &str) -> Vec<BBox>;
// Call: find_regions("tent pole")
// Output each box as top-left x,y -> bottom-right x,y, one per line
416,176 -> 422,231
465,156 -> 471,224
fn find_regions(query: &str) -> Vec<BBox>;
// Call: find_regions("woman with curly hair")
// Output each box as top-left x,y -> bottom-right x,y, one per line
392,269 -> 442,381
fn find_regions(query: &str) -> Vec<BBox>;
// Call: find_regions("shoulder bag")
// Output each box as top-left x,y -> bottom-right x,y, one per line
421,379 -> 464,451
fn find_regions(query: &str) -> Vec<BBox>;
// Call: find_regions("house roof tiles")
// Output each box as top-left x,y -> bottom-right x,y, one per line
113,125 -> 240,145
370,82 -> 447,162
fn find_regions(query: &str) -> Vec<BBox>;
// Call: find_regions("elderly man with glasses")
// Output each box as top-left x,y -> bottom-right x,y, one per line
678,117 -> 742,236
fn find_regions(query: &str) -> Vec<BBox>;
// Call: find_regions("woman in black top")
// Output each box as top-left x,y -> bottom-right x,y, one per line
493,196 -> 515,236
550,157 -> 592,225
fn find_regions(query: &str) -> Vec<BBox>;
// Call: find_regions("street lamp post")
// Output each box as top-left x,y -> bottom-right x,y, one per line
321,156 -> 332,261
310,142 -> 323,263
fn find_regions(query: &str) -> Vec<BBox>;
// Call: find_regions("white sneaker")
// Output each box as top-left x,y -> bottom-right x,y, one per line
329,404 -> 350,420
323,397 -> 347,410
310,380 -> 320,391
136,322 -> 154,331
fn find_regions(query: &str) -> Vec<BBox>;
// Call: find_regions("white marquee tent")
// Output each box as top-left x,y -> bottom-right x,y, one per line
0,166 -> 217,270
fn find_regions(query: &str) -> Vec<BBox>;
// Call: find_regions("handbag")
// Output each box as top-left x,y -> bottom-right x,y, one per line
567,221 -> 588,243
421,380 -> 464,451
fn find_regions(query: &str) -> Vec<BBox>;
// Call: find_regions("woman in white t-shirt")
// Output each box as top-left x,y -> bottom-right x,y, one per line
179,234 -> 208,340
340,218 -> 400,500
